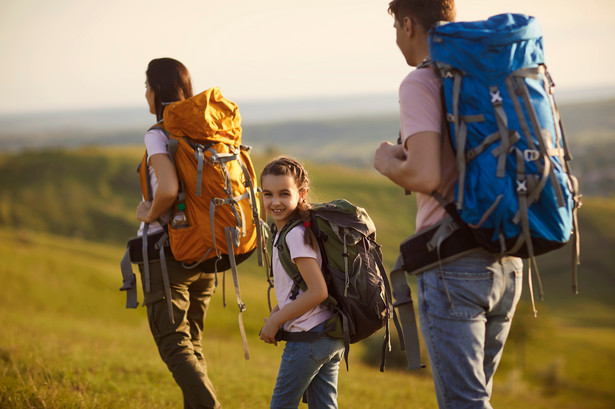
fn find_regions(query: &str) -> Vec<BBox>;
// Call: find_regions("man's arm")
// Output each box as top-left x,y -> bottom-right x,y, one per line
374,131 -> 441,194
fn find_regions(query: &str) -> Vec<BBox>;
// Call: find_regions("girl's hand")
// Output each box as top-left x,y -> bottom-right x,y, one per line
136,201 -> 153,222
260,312 -> 282,346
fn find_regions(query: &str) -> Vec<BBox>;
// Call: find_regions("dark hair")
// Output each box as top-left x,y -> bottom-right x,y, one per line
146,58 -> 193,121
388,0 -> 456,31
261,156 -> 317,249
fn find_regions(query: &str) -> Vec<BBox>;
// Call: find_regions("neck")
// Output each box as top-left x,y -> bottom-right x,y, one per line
413,31 -> 431,66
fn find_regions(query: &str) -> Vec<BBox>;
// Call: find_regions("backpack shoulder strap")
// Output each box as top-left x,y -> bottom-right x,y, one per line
138,151 -> 150,200
139,121 -> 170,201
274,219 -> 306,299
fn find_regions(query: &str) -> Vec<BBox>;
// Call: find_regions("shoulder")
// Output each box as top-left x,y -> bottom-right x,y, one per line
144,126 -> 169,158
144,125 -> 167,144
285,224 -> 306,244
286,225 -> 319,260
400,67 -> 441,100
399,67 -> 442,144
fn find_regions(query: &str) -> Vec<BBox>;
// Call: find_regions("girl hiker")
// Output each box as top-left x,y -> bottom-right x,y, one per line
135,57 -> 221,409
259,157 -> 345,409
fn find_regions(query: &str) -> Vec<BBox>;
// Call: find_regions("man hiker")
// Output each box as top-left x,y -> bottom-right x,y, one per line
374,1 -> 523,408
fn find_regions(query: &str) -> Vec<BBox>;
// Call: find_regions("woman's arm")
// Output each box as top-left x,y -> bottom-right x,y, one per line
259,257 -> 328,345
136,153 -> 179,223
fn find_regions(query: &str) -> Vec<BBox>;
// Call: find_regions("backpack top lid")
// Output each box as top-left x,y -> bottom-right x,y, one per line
163,87 -> 242,147
429,13 -> 544,85
312,199 -> 377,239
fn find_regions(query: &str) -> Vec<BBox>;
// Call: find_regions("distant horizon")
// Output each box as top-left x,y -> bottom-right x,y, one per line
1,83 -> 615,121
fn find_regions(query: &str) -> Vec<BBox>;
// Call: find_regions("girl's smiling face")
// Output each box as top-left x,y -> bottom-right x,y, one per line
262,174 -> 305,231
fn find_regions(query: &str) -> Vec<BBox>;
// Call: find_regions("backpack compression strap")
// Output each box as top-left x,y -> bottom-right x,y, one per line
389,255 -> 423,370
236,147 -> 265,268
225,227 -> 250,360
119,248 -> 139,308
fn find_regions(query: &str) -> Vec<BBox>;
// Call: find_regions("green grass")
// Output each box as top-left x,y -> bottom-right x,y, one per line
1,146 -> 615,408
1,229 -> 614,408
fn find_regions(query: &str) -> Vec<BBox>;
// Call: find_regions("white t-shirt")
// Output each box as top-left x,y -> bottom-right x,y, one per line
272,225 -> 334,332
137,127 -> 170,236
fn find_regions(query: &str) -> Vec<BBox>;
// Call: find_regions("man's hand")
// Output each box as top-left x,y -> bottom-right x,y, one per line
373,132 -> 442,194
374,141 -> 406,176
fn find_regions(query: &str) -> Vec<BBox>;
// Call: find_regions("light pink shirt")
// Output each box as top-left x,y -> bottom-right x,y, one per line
137,127 -> 170,236
272,225 -> 334,332
399,68 -> 458,233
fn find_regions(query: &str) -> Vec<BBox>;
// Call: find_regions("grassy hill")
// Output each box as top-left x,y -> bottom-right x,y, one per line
0,146 -> 415,267
1,228 -> 614,409
1,146 -> 614,408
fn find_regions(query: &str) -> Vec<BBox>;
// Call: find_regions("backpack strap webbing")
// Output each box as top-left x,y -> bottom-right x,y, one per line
237,149 -> 265,267
264,222 -> 275,312
274,219 -> 307,298
157,230 -> 175,324
119,247 -> 139,308
389,254 -> 423,370
374,253 -> 403,372
225,226 -> 250,360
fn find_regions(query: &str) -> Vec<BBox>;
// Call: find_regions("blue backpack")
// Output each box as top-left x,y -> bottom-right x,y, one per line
427,14 -> 582,303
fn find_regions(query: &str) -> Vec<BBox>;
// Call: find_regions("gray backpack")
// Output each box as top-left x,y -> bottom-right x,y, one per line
269,199 -> 401,371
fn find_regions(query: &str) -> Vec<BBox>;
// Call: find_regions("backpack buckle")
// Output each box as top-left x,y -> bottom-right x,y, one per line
490,89 -> 503,105
524,149 -> 540,162
516,179 -> 528,194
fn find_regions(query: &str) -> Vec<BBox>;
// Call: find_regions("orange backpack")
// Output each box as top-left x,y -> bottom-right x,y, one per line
137,87 -> 264,358
140,87 -> 261,265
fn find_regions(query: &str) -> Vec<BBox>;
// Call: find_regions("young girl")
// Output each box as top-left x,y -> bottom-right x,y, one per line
259,157 -> 345,409
135,57 -> 221,409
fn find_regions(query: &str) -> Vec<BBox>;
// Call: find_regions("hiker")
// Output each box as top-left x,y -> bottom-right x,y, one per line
135,57 -> 222,409
374,1 -> 523,408
259,157 -> 345,409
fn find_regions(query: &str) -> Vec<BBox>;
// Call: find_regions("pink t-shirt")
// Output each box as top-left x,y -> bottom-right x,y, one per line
137,127 -> 170,236
272,225 -> 334,332
399,68 -> 459,233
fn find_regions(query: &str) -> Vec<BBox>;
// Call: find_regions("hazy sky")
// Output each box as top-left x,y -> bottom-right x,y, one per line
1,0 -> 614,114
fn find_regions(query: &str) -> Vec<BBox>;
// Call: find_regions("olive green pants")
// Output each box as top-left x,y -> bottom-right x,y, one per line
140,259 -> 221,409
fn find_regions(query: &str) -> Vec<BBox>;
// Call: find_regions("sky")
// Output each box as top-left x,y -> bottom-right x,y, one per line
1,0 -> 614,115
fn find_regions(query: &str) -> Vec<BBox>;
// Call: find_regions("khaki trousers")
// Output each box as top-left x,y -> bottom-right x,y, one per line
140,259 -> 221,409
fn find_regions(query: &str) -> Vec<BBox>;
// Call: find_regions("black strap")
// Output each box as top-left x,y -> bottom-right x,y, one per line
276,329 -> 325,343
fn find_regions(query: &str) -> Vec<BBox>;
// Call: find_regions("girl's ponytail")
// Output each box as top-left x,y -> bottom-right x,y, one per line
297,198 -> 318,251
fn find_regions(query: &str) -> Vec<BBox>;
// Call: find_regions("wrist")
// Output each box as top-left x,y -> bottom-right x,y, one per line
269,311 -> 284,328
145,210 -> 157,224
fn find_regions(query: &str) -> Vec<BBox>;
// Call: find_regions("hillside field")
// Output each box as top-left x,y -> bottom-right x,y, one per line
0,146 -> 614,408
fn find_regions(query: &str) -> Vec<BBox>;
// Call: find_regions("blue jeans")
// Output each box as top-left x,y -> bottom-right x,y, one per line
270,322 -> 345,409
417,251 -> 523,409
